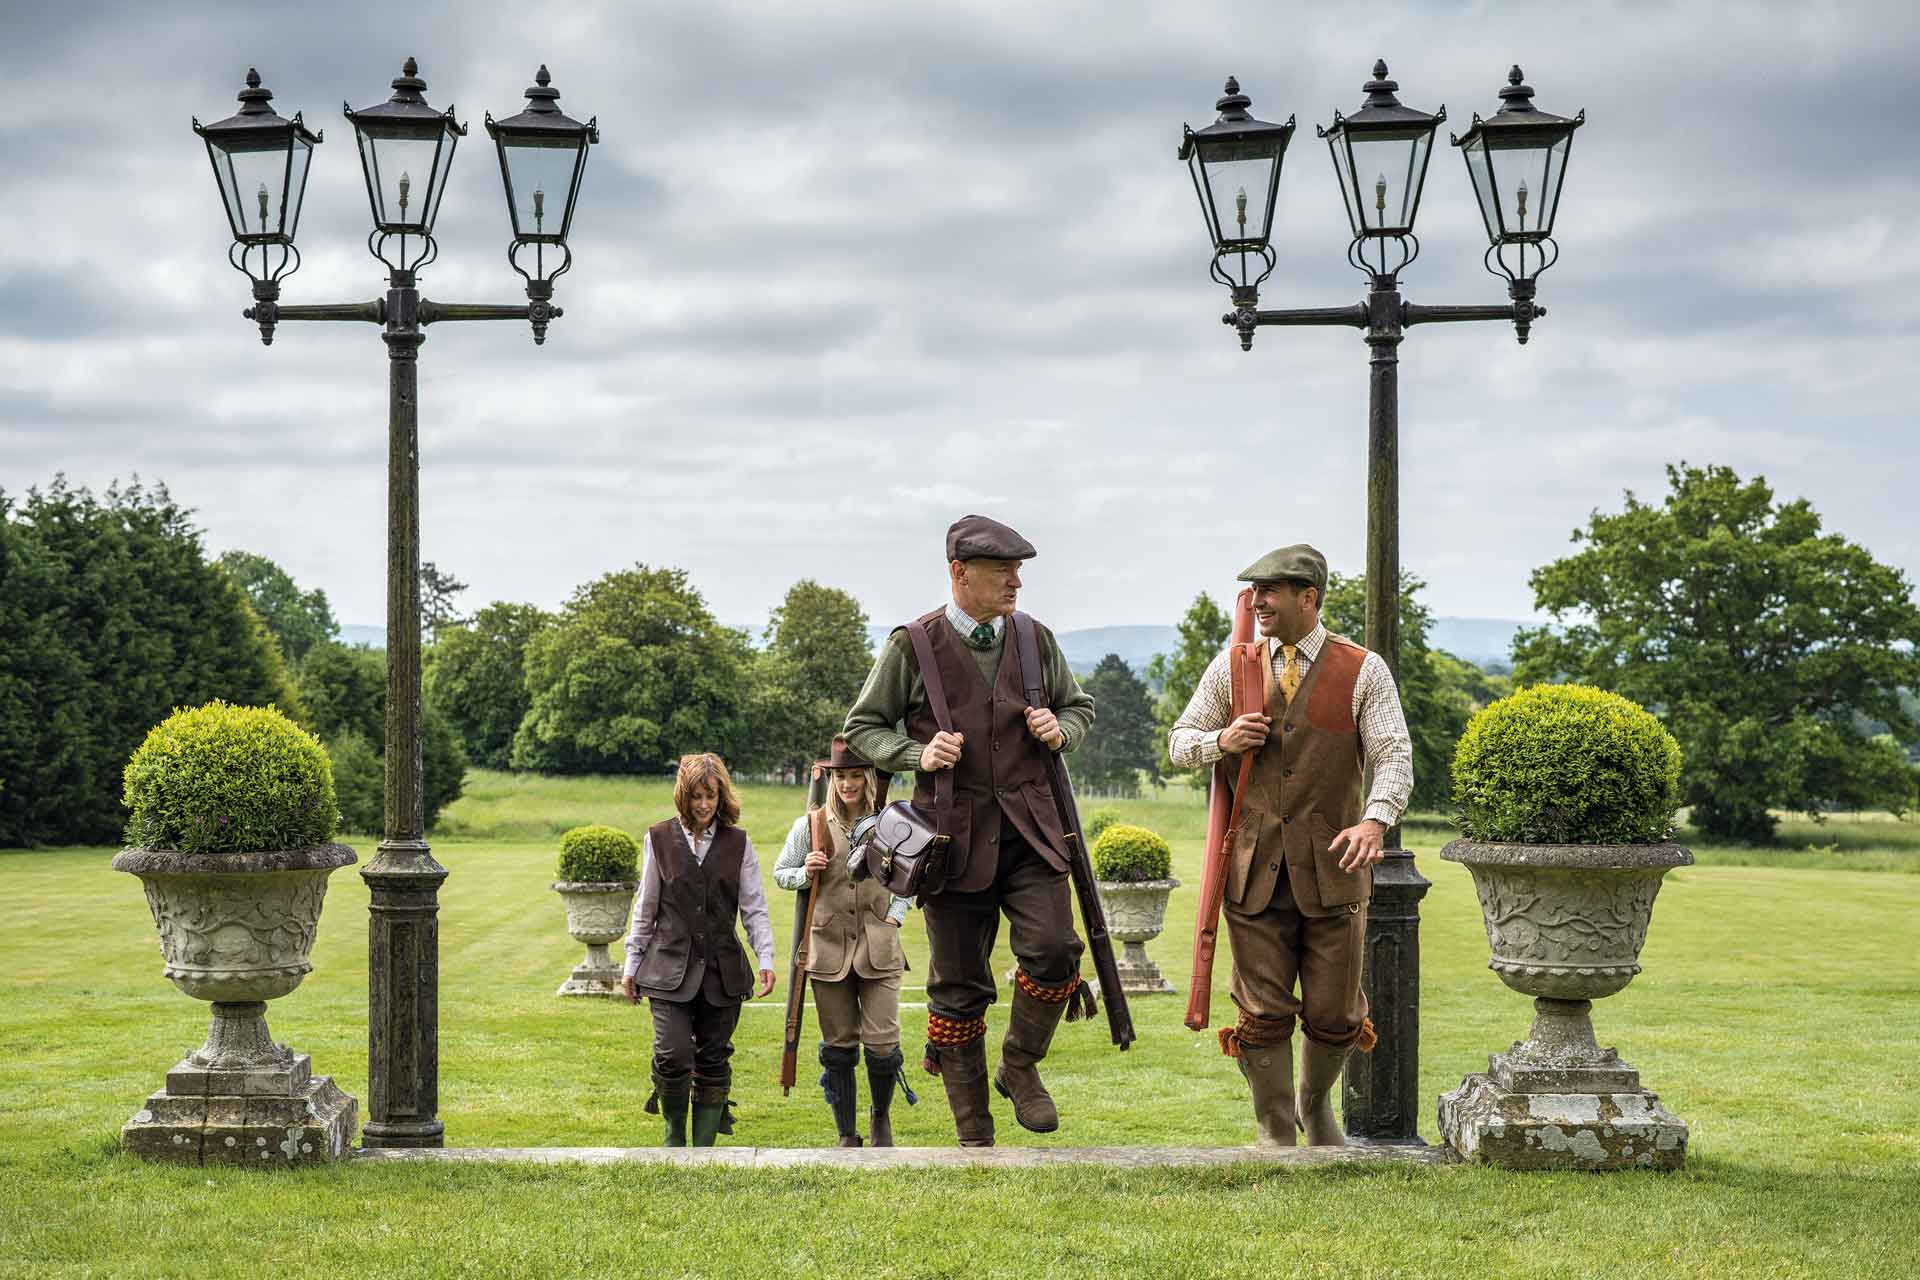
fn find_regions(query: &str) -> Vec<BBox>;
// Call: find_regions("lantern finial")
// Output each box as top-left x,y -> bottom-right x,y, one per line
536,65 -> 551,88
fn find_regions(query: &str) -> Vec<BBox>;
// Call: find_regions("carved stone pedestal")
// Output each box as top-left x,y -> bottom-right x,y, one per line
122,1003 -> 357,1165
1438,996 -> 1686,1170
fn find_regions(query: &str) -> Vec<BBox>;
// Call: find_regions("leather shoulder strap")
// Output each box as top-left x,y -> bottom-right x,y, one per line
1010,612 -> 1046,708
902,619 -> 954,831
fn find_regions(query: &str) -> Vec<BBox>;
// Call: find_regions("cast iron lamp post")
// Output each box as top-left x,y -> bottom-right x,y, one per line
1179,61 -> 1584,1143
195,59 -> 598,1148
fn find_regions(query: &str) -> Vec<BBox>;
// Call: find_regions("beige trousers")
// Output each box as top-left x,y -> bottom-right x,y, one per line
812,970 -> 903,1051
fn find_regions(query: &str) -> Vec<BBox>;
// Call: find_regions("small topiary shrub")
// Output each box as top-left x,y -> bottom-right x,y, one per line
122,701 -> 338,854
557,824 -> 640,882
1452,684 -> 1682,844
1093,823 -> 1173,882
1084,808 -> 1123,845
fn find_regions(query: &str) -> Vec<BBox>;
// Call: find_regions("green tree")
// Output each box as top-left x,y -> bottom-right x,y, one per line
1076,654 -> 1157,796
298,641 -> 467,830
1323,570 -> 1468,814
1514,463 -> 1920,842
420,561 -> 468,641
748,580 -> 872,776
0,478 -> 296,846
425,602 -> 552,769
512,565 -> 754,773
216,549 -> 338,665
1147,593 -> 1231,786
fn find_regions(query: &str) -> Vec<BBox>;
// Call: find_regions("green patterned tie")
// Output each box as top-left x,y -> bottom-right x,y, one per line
969,622 -> 996,650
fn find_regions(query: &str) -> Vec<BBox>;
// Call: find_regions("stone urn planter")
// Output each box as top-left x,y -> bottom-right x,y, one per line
114,701 -> 362,1166
1091,824 -> 1178,995
1436,685 -> 1693,1171
552,824 -> 642,998
553,880 -> 640,997
115,845 -> 360,1164
1096,879 -> 1181,994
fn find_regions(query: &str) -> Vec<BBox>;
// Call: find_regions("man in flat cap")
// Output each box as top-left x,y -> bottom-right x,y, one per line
1168,543 -> 1413,1146
843,515 -> 1096,1146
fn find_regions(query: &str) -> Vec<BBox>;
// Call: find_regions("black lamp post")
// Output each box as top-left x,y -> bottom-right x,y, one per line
1179,61 -> 1584,1144
195,59 -> 598,1149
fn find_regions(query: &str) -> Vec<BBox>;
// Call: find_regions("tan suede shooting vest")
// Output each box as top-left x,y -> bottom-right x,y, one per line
805,814 -> 907,981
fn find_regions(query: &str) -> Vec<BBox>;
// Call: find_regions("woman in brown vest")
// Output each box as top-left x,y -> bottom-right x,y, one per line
772,737 -> 916,1146
620,753 -> 777,1147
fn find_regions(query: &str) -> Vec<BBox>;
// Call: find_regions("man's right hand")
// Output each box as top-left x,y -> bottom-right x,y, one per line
1219,712 -> 1273,755
620,975 -> 640,1005
919,730 -> 964,772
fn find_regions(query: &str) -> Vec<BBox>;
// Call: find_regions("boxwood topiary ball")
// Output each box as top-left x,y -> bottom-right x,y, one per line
557,823 -> 641,883
1451,684 -> 1682,845
122,701 -> 338,854
1092,823 -> 1173,882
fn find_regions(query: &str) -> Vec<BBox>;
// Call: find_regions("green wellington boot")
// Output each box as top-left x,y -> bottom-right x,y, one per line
1237,1040 -> 1297,1147
656,1092 -> 690,1148
1298,1037 -> 1354,1147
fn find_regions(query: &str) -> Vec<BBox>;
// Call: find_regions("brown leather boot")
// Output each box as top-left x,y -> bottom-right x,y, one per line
994,980 -> 1069,1134
1237,1040 -> 1298,1147
937,1036 -> 994,1147
1298,1037 -> 1353,1146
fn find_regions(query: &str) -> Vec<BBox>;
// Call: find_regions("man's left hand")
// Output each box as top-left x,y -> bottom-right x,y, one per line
1330,819 -> 1389,872
1025,706 -> 1065,750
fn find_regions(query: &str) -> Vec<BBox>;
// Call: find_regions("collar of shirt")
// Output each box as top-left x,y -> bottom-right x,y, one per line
676,819 -> 715,858
945,601 -> 1005,639
1268,622 -> 1328,666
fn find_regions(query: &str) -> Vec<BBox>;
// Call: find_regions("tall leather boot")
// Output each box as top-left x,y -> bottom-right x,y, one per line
937,1036 -> 994,1147
1237,1040 -> 1298,1147
820,1043 -> 862,1148
865,1045 -> 911,1148
994,979 -> 1069,1133
1298,1037 -> 1353,1147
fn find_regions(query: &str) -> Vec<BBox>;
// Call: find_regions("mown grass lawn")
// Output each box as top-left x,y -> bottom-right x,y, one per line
1,772 -> 1915,1278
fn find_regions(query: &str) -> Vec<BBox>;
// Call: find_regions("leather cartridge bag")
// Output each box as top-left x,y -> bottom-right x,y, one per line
849,620 -> 953,899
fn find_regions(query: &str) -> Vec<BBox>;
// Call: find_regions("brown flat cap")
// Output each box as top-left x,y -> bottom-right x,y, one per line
1238,543 -> 1328,593
946,514 -> 1036,562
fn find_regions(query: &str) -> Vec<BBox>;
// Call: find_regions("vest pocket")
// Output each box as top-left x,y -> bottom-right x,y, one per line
1309,810 -> 1368,909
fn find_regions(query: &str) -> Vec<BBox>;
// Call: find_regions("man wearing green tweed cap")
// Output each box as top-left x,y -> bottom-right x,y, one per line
1169,543 -> 1413,1147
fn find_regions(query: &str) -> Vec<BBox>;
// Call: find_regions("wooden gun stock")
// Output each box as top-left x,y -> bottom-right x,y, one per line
1185,589 -> 1261,1033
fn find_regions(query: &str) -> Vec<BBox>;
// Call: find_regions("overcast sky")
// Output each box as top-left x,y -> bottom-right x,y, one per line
4,0 -> 1916,634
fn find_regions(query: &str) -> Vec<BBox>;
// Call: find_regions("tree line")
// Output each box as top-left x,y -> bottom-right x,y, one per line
4,462 -> 1915,847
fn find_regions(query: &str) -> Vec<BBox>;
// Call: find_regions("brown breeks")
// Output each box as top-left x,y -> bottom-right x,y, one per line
812,970 -> 902,1052
921,827 -> 1083,1023
1224,868 -> 1373,1050
648,984 -> 742,1100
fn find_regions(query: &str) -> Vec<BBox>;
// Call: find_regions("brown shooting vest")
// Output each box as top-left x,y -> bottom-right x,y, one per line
632,820 -> 755,1002
1228,633 -> 1373,918
901,608 -> 1070,894
805,813 -> 907,981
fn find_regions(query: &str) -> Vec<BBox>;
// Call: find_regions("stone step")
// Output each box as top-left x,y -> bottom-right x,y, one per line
357,1143 -> 1454,1169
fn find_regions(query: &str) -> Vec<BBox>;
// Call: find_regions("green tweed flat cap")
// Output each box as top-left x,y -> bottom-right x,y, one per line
1238,543 -> 1328,592
946,514 -> 1036,562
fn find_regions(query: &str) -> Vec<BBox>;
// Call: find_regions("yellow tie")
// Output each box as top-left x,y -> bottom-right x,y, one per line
1279,643 -> 1302,705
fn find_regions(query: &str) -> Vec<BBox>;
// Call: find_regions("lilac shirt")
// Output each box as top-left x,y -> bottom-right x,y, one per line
621,819 -> 776,979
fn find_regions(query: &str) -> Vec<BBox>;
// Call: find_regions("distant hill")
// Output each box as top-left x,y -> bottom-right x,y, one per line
346,616 -> 1534,672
